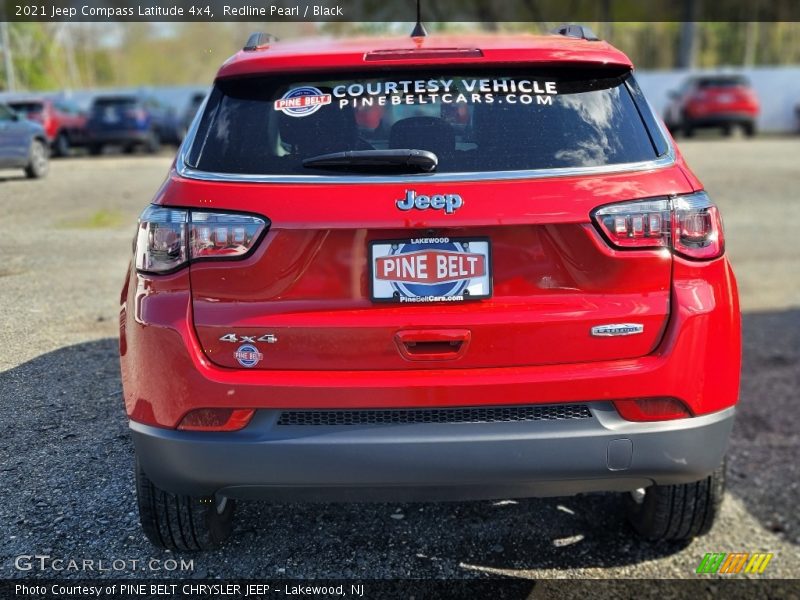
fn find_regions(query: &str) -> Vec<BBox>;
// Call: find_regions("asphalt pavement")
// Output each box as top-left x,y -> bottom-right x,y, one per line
0,139 -> 798,579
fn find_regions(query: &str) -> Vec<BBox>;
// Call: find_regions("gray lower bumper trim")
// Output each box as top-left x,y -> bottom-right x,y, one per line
130,403 -> 735,501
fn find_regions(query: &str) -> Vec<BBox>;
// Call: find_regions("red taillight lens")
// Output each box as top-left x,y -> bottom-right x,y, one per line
178,408 -> 254,431
592,192 -> 724,260
614,398 -> 692,422
593,198 -> 670,249
671,194 -> 724,260
189,212 -> 266,259
134,206 -> 188,273
134,206 -> 267,274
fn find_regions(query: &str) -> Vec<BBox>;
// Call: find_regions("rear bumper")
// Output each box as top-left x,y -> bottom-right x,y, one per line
685,112 -> 756,127
132,404 -> 734,501
120,256 -> 741,427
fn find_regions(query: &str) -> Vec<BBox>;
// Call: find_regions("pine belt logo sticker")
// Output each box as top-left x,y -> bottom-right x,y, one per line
696,552 -> 774,574
274,86 -> 332,117
234,344 -> 263,368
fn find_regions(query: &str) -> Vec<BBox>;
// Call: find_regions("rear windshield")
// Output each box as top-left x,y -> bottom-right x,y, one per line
187,68 -> 663,176
91,97 -> 140,112
9,102 -> 44,114
696,76 -> 750,89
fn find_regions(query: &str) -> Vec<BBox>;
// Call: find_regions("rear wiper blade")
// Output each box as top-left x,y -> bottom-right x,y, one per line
302,149 -> 438,173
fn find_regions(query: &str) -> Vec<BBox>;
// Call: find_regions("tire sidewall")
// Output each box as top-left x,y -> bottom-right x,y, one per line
146,130 -> 161,154
55,132 -> 70,157
27,139 -> 49,178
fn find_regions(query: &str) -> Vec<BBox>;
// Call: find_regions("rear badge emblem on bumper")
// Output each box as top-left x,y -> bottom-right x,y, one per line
220,333 -> 278,344
591,323 -> 644,337
234,344 -> 264,368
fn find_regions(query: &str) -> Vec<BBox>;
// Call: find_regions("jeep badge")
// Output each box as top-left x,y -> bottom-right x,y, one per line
396,190 -> 463,215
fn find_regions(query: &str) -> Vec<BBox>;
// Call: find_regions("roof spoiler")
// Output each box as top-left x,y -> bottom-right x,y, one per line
243,32 -> 278,52
550,24 -> 600,42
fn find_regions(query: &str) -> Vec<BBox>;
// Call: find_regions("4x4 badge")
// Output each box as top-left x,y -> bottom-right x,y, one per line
220,333 -> 278,344
396,190 -> 463,215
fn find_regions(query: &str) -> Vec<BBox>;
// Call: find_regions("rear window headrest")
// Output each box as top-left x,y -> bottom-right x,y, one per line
389,117 -> 456,157
278,94 -> 358,151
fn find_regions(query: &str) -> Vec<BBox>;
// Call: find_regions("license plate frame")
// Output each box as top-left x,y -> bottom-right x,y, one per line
369,236 -> 492,304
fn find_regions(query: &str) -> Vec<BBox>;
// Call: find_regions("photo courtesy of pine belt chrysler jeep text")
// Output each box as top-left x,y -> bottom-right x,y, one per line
119,26 -> 741,550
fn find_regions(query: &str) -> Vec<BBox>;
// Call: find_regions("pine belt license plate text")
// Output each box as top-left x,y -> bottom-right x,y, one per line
370,237 -> 492,303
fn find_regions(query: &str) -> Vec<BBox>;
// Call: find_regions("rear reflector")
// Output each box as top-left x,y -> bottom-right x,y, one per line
592,192 -> 724,260
364,48 -> 483,61
178,408 -> 254,431
614,398 -> 691,422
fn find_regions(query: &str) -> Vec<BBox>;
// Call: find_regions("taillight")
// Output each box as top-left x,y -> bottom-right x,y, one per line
125,108 -> 147,124
178,408 -> 255,431
134,205 -> 267,274
614,398 -> 691,422
134,206 -> 187,273
364,48 -> 483,61
592,192 -> 724,260
189,212 -> 267,259
671,194 -> 724,260
593,198 -> 670,250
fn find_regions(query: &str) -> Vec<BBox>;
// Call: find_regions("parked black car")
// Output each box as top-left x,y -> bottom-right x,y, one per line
86,94 -> 180,155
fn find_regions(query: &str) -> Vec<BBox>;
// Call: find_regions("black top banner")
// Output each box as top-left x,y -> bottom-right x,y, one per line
2,0 -> 800,22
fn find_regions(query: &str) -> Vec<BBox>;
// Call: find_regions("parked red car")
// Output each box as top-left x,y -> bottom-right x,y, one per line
7,96 -> 87,156
664,74 -> 760,137
121,27 -> 740,550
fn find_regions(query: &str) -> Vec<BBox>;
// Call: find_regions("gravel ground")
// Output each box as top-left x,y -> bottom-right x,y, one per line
1,140 -> 798,580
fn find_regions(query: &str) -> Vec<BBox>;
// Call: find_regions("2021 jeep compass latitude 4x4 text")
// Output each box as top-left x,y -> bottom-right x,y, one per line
120,27 -> 740,550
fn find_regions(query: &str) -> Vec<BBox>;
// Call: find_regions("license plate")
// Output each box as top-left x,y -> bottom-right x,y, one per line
102,108 -> 120,123
369,237 -> 492,303
718,93 -> 734,104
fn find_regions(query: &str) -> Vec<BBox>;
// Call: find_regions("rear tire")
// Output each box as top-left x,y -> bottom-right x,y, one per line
625,461 -> 726,541
53,132 -> 71,157
89,144 -> 103,156
743,122 -> 757,138
135,460 -> 235,550
24,139 -> 49,179
145,130 -> 161,154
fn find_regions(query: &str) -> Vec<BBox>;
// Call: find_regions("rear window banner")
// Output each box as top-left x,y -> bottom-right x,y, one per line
274,79 -> 559,114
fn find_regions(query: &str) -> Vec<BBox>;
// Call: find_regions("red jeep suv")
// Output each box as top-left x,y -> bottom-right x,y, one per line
664,74 -> 760,137
120,27 -> 740,550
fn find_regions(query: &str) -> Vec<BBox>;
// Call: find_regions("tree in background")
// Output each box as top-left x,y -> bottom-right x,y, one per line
2,21 -> 800,92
